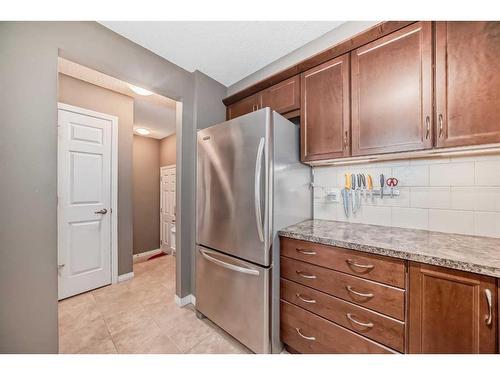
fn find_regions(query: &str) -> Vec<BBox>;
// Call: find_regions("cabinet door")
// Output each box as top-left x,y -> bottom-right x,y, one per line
351,22 -> 432,156
261,75 -> 300,115
435,22 -> 500,148
301,54 -> 350,161
227,94 -> 261,120
409,262 -> 497,354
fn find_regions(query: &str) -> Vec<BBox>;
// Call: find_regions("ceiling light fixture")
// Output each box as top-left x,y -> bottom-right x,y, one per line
128,84 -> 153,96
135,128 -> 151,136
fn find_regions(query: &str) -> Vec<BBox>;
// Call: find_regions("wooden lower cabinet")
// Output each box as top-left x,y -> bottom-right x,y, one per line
408,262 -> 497,353
281,300 -> 395,354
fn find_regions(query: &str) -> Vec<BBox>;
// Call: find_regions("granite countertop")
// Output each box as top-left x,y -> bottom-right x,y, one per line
279,219 -> 500,278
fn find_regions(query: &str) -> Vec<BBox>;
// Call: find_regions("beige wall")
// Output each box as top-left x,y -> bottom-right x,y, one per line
132,135 -> 161,254
160,134 -> 176,166
58,73 -> 134,276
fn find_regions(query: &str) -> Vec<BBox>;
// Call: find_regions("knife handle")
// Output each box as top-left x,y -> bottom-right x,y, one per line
367,175 -> 373,190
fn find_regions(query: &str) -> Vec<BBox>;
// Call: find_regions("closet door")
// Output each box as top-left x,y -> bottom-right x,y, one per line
435,21 -> 500,148
351,22 -> 432,156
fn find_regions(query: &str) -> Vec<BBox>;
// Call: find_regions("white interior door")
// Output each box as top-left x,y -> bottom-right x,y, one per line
160,165 -> 176,253
58,106 -> 114,300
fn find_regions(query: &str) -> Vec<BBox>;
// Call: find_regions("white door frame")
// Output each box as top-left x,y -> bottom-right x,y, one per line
57,102 -> 119,285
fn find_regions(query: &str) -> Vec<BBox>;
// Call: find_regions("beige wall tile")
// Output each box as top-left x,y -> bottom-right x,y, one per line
429,162 -> 474,186
475,159 -> 500,186
474,212 -> 500,238
450,187 -> 476,211
392,165 -> 429,187
410,187 -> 451,209
429,209 -> 474,235
391,207 -> 428,230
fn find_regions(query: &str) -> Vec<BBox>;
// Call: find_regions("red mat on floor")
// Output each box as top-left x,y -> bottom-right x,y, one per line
148,252 -> 167,261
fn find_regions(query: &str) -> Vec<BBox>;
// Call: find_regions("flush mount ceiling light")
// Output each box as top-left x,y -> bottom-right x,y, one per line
128,84 -> 153,96
135,128 -> 151,136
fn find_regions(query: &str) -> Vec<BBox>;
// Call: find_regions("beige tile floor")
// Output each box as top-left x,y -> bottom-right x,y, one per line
58,255 -> 252,354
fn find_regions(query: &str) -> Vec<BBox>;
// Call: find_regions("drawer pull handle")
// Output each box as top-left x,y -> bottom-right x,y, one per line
346,313 -> 374,328
346,285 -> 374,298
485,288 -> 493,326
295,328 -> 316,341
296,293 -> 316,304
296,271 -> 317,279
346,259 -> 374,270
296,248 -> 316,255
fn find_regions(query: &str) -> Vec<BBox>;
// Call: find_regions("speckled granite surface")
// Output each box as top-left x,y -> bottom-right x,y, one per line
279,219 -> 500,278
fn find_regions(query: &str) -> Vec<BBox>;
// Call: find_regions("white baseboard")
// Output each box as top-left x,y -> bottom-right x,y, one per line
133,248 -> 164,263
117,272 -> 134,282
175,294 -> 196,307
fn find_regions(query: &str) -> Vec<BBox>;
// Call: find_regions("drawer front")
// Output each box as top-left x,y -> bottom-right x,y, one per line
281,237 -> 406,288
281,278 -> 405,352
280,300 -> 394,354
281,256 -> 405,320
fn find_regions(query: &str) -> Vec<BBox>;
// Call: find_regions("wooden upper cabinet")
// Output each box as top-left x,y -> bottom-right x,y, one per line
301,53 -> 350,161
351,22 -> 433,156
227,93 -> 261,120
261,75 -> 300,115
409,262 -> 497,354
435,22 -> 500,148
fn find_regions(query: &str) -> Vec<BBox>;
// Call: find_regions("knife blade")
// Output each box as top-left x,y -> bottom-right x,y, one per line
356,174 -> 362,211
380,174 -> 385,199
351,174 -> 357,213
342,173 -> 350,217
367,174 -> 373,202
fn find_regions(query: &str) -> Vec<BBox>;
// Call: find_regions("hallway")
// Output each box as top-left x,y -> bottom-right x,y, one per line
58,255 -> 251,354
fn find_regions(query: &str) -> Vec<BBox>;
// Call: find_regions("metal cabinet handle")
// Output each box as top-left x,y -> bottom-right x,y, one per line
425,116 -> 430,140
296,293 -> 316,304
346,313 -> 374,328
346,259 -> 374,270
343,130 -> 348,148
438,114 -> 444,138
254,137 -> 265,243
57,264 -> 65,269
295,328 -> 316,341
346,285 -> 374,298
296,271 -> 317,279
296,248 -> 316,256
485,288 -> 493,326
94,208 -> 108,214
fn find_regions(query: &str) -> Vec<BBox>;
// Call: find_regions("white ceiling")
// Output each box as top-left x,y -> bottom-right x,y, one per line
99,21 -> 345,86
59,57 -> 177,139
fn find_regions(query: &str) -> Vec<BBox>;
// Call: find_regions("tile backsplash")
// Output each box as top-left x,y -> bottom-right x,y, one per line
313,153 -> 500,238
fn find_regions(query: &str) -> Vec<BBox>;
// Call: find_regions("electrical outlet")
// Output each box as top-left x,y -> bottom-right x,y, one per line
325,188 -> 341,203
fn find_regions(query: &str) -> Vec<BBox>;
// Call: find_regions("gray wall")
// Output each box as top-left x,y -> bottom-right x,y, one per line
133,135 -> 160,255
59,73 -> 135,274
0,21 -> 226,353
227,21 -> 379,96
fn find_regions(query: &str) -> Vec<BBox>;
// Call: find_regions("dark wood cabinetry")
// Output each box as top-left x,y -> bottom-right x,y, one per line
300,54 -> 350,161
227,75 -> 300,120
226,93 -> 260,120
408,262 -> 497,354
435,21 -> 500,148
261,75 -> 300,115
351,22 -> 433,156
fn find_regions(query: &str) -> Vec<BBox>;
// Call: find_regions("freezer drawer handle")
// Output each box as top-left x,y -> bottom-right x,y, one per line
254,137 -> 265,243
199,248 -> 259,276
295,328 -> 316,341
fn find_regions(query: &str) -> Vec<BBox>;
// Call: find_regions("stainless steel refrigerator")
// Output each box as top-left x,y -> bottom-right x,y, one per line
196,108 -> 311,353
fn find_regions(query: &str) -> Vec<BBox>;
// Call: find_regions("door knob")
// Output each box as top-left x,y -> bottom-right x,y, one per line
94,208 -> 108,214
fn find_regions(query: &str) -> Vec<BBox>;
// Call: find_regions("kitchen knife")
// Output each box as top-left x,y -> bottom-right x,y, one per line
367,174 -> 373,201
351,174 -> 357,213
380,174 -> 385,199
357,174 -> 362,210
361,174 -> 367,198
342,173 -> 350,217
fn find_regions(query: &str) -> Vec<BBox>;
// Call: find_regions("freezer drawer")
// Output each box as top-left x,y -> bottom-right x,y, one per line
195,246 -> 270,353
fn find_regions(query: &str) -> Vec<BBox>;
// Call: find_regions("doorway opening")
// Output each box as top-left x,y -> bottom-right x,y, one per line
57,57 -> 179,300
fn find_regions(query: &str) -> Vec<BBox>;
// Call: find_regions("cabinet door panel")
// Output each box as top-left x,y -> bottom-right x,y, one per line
435,21 -> 500,147
351,22 -> 432,156
227,94 -> 260,120
261,75 -> 300,114
408,262 -> 497,353
301,53 -> 350,161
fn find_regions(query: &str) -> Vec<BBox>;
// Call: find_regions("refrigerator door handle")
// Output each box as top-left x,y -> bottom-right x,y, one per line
199,248 -> 260,276
254,137 -> 265,243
